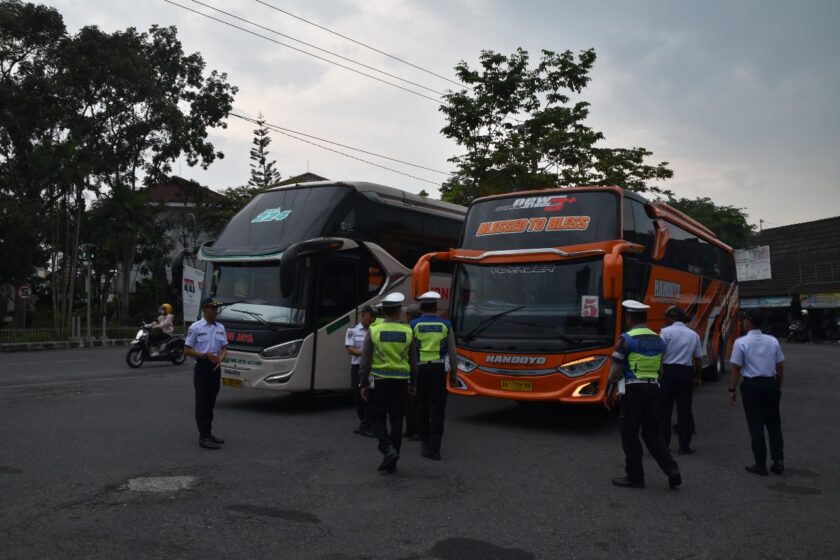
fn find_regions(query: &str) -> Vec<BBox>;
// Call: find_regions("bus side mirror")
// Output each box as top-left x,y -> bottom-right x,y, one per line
652,219 -> 670,261
412,254 -> 432,298
603,252 -> 623,301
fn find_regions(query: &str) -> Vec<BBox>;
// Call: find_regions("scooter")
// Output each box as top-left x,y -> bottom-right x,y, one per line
786,320 -> 809,343
126,323 -> 187,368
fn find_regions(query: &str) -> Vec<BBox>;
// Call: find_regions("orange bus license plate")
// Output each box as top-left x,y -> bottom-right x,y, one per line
501,380 -> 532,392
222,377 -> 243,388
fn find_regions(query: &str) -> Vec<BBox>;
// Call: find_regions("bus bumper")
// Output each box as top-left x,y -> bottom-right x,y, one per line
449,369 -> 607,404
220,349 -> 310,392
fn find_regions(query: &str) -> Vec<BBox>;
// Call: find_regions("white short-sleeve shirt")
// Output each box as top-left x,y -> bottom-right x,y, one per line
730,330 -> 784,378
185,318 -> 227,357
345,323 -> 368,365
661,322 -> 703,366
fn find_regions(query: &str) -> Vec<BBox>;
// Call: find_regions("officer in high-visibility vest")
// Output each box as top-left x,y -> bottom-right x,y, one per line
606,300 -> 681,489
359,292 -> 418,474
410,291 -> 459,461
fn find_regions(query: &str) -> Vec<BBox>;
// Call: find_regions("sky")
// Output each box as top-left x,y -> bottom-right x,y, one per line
44,0 -> 840,228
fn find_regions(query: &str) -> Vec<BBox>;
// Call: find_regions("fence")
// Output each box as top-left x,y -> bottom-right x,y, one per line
0,317 -> 186,345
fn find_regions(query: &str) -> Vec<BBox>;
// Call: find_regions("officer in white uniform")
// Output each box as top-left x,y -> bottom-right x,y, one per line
728,309 -> 785,475
345,305 -> 377,436
184,298 -> 228,450
659,306 -> 703,454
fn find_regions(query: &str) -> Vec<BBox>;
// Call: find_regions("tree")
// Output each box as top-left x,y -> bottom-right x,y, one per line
667,196 -> 755,249
59,23 -> 238,320
439,48 -> 673,205
0,0 -> 70,326
248,112 -> 281,189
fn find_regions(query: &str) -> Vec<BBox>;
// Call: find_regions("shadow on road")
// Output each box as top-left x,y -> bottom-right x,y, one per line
219,391 -> 353,416
457,400 -> 617,434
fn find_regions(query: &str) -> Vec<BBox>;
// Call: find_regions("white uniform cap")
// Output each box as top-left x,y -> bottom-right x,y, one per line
379,292 -> 406,308
417,291 -> 441,303
622,299 -> 650,311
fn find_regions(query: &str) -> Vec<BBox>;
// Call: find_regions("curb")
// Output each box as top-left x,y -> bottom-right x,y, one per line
0,339 -> 135,353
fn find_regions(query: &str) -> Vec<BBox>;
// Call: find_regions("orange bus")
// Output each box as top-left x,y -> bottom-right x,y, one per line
412,187 -> 739,404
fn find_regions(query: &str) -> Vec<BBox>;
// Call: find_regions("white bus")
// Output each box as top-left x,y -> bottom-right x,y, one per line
197,181 -> 465,393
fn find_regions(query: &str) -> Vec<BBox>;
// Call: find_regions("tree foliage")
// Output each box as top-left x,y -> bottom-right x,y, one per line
0,1 -> 237,324
667,196 -> 755,249
248,112 -> 281,189
439,48 -> 673,205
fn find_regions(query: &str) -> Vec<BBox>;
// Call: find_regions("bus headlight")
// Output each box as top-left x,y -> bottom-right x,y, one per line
558,356 -> 608,378
457,356 -> 478,373
260,339 -> 303,359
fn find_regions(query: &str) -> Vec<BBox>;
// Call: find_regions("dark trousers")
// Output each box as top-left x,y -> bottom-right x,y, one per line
368,378 -> 408,454
193,359 -> 221,439
350,364 -> 370,429
658,364 -> 695,450
620,383 -> 678,481
417,363 -> 448,453
404,388 -> 418,437
741,377 -> 784,466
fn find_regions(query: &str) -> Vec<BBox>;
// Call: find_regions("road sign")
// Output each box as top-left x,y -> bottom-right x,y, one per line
17,284 -> 32,300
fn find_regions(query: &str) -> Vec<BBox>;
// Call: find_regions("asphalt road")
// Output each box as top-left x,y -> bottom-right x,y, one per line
1,343 -> 837,559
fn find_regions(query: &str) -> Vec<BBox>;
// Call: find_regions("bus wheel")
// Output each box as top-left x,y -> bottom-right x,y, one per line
704,338 -> 726,382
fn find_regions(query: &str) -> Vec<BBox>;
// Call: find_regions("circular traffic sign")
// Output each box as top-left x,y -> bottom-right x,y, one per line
17,284 -> 32,300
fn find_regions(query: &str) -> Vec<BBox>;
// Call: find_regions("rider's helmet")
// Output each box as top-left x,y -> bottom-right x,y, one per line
161,303 -> 173,314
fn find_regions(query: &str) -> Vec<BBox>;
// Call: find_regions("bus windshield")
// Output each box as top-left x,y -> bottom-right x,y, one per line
203,185 -> 353,259
209,262 -> 307,325
452,260 -> 615,351
461,191 -> 619,250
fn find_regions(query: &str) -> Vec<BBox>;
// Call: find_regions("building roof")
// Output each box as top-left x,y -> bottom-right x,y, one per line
145,180 -> 225,204
739,215 -> 840,297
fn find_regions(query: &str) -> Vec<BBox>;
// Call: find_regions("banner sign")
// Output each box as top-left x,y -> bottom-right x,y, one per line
182,265 -> 205,322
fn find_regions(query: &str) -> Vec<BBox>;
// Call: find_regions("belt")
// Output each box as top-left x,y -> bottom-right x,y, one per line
625,378 -> 658,385
742,376 -> 776,382
663,363 -> 693,368
419,359 -> 445,366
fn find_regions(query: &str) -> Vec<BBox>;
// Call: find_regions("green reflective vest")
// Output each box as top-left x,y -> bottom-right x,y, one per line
623,327 -> 665,380
411,317 -> 451,363
370,322 -> 413,379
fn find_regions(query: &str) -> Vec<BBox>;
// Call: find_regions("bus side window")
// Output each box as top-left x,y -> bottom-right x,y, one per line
623,257 -> 650,303
631,201 -> 655,256
622,199 -> 636,240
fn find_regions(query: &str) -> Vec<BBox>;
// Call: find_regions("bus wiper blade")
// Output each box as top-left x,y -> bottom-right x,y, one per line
462,305 -> 524,342
227,306 -> 281,332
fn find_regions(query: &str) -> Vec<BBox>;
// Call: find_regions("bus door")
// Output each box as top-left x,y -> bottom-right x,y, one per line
311,255 -> 362,390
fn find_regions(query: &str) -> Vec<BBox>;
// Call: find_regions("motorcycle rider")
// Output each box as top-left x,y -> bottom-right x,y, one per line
150,303 -> 175,356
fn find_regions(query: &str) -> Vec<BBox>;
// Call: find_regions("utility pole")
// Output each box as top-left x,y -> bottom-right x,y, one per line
82,244 -> 97,340
759,219 -> 764,232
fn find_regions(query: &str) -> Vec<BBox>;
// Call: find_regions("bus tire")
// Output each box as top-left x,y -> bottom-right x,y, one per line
704,337 -> 726,382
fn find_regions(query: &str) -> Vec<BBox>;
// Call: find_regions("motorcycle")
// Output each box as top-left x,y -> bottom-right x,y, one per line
126,323 -> 187,368
786,320 -> 809,343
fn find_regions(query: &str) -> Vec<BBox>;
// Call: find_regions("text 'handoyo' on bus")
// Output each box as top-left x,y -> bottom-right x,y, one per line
196,181 -> 465,393
412,187 -> 739,404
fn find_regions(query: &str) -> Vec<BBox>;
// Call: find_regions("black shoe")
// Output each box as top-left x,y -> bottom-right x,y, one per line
378,448 -> 399,472
385,457 -> 399,474
199,438 -> 221,450
770,460 -> 784,475
360,428 -> 376,438
207,434 -> 225,444
678,447 -> 695,455
408,433 -> 423,442
668,470 -> 682,489
421,448 -> 432,459
429,451 -> 441,461
353,425 -> 362,434
612,476 -> 645,488
745,464 -> 769,476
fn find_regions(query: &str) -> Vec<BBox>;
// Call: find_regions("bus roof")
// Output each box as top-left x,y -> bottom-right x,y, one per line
267,180 -> 466,220
468,185 -> 732,253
